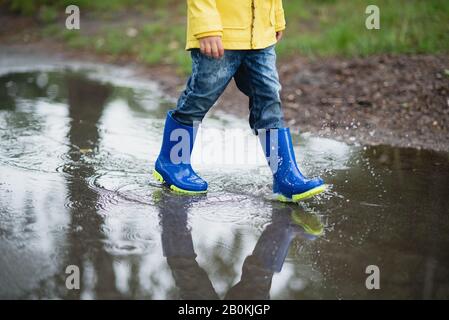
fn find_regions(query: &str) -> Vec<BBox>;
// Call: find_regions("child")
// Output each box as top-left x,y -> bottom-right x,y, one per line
153,0 -> 325,202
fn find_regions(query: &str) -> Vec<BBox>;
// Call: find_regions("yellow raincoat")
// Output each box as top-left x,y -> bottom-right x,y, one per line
186,0 -> 286,50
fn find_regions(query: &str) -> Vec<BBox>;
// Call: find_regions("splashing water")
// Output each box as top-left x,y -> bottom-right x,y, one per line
0,54 -> 448,299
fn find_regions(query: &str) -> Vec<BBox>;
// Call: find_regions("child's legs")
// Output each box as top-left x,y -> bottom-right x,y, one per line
173,50 -> 243,126
234,46 -> 284,130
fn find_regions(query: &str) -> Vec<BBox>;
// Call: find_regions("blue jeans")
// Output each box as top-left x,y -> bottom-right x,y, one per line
173,45 -> 284,131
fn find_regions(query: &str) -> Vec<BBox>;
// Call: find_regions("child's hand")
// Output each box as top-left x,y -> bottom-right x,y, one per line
276,31 -> 284,42
199,36 -> 225,59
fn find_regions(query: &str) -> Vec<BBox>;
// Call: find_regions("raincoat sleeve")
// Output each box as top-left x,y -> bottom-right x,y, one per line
274,0 -> 286,32
187,0 -> 223,39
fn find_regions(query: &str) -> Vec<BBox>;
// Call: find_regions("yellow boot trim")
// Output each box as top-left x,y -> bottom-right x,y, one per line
292,185 -> 327,202
276,194 -> 293,203
153,170 -> 207,195
169,185 -> 207,195
291,211 -> 324,236
152,170 -> 165,183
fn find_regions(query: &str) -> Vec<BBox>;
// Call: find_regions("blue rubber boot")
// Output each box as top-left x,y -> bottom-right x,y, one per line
258,128 -> 326,202
153,111 -> 207,194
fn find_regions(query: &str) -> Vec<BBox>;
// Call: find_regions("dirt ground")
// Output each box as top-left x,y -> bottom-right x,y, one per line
220,54 -> 449,152
1,13 -> 448,152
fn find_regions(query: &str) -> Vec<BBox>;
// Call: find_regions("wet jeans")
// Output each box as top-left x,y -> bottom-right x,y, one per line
173,45 -> 284,131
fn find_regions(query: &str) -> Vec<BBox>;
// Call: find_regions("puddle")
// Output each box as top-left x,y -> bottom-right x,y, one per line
0,60 -> 448,299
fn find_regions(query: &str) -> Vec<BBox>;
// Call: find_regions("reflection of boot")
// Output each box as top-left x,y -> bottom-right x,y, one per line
291,209 -> 324,238
154,190 -> 218,300
225,204 -> 324,300
258,128 -> 326,202
153,110 -> 207,194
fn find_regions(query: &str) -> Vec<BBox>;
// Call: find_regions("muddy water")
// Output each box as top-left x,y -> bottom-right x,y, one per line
0,60 -> 448,299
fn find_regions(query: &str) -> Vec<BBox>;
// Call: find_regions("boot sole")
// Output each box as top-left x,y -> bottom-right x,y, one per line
152,169 -> 207,195
276,185 -> 327,203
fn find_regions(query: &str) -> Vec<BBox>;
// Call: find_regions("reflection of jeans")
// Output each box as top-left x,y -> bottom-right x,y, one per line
225,206 -> 298,300
173,46 -> 284,131
158,188 -> 305,300
157,192 -> 218,300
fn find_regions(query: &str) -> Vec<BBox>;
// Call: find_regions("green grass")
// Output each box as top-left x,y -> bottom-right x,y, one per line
5,0 -> 148,15
9,0 -> 449,74
277,0 -> 449,58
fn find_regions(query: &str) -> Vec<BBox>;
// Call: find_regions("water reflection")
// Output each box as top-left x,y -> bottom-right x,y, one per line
156,190 -> 322,300
64,75 -> 121,299
156,191 -> 215,300
224,205 -> 323,300
0,64 -> 448,299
